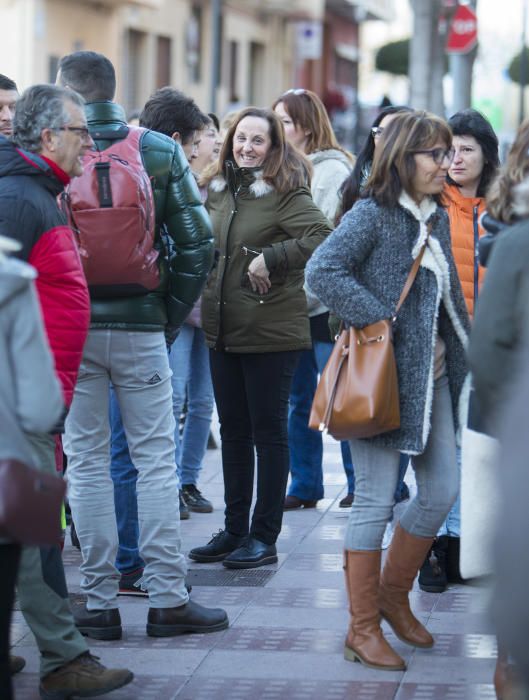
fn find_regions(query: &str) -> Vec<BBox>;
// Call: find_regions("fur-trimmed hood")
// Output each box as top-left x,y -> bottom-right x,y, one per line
512,175 -> 529,219
208,166 -> 275,199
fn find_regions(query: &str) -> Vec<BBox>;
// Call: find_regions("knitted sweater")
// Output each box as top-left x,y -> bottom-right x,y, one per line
306,192 -> 470,454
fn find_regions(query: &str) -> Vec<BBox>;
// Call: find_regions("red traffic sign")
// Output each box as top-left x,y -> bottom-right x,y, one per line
446,4 -> 478,54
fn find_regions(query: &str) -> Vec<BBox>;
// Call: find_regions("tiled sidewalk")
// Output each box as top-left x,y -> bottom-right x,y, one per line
12,437 -> 497,699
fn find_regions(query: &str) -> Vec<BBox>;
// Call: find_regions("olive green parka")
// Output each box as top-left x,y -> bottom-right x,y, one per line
201,164 -> 333,353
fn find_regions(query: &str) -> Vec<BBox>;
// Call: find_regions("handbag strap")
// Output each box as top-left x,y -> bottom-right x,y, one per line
395,226 -> 431,315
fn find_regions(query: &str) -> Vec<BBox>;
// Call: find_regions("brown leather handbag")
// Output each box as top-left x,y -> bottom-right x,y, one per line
0,458 -> 66,546
309,245 -> 426,441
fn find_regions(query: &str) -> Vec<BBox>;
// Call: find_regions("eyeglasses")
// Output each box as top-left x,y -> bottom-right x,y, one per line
56,126 -> 91,140
411,147 -> 455,165
371,126 -> 384,138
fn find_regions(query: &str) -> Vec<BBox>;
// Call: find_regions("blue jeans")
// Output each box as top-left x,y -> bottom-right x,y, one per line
288,341 -> 354,500
288,340 -> 408,501
345,375 -> 459,551
168,325 -> 214,486
109,387 -> 143,574
437,447 -> 461,537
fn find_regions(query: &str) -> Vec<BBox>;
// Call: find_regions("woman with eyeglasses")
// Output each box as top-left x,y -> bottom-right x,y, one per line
306,111 -> 470,671
418,109 -> 499,595
188,107 -> 332,569
271,88 -> 356,512
336,106 -> 413,514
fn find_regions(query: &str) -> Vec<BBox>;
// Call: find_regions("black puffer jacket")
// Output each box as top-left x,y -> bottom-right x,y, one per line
479,212 -> 510,267
82,101 -> 214,334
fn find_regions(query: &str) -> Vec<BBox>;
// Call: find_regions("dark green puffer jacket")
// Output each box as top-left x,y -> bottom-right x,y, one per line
81,101 -> 213,332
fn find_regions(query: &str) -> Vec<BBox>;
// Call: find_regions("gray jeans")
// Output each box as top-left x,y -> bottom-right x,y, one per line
64,330 -> 188,610
345,375 -> 459,551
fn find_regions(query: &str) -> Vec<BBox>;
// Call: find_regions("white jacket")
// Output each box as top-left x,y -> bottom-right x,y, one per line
305,149 -> 354,317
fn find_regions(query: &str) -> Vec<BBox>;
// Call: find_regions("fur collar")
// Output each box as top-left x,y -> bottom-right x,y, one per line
513,176 -> 529,218
398,191 -> 437,258
209,169 -> 275,198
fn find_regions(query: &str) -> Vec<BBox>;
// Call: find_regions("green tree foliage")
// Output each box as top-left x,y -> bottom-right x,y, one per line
375,39 -> 409,76
508,48 -> 529,85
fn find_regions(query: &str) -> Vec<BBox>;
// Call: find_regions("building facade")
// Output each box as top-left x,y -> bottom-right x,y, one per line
0,0 -> 392,122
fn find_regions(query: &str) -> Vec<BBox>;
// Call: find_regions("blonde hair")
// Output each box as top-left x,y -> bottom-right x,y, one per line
487,119 -> 529,224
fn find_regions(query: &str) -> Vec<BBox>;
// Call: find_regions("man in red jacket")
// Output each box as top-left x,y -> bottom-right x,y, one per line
0,82 -> 133,698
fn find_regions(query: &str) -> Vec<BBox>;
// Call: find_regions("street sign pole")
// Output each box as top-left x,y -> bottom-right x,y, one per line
209,0 -> 222,114
520,0 -> 528,125
446,1 -> 478,114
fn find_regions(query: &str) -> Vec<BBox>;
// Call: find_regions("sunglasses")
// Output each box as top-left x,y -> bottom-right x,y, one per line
371,126 -> 384,138
411,147 -> 456,165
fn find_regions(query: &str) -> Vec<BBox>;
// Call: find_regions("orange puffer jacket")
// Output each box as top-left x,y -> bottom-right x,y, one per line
443,183 -> 486,318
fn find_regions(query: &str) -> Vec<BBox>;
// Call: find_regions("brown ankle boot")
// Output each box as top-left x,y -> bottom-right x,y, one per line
379,524 -> 434,648
343,550 -> 406,671
494,644 -> 520,699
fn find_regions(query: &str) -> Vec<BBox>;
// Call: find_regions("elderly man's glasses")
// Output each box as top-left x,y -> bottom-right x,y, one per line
411,147 -> 455,165
56,126 -> 91,139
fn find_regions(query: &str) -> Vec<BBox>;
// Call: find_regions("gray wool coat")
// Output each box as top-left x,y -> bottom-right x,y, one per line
306,192 -> 471,455
0,255 -> 63,543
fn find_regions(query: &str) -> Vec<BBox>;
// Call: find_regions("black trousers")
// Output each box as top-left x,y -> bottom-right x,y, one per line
209,349 -> 300,545
0,543 -> 21,700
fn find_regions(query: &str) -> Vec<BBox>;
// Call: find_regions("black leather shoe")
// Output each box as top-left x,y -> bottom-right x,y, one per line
146,600 -> 229,637
418,536 -> 448,593
179,492 -> 190,520
188,529 -> 247,562
222,536 -> 278,569
73,605 -> 122,640
9,655 -> 25,675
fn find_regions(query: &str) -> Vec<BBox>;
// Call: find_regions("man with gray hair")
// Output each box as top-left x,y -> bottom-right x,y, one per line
0,83 -> 133,698
56,51 -> 228,639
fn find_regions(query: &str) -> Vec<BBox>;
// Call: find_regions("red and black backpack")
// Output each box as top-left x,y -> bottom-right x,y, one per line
64,125 -> 159,298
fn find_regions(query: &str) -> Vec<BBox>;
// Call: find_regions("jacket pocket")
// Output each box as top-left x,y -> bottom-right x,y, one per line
240,244 -> 287,290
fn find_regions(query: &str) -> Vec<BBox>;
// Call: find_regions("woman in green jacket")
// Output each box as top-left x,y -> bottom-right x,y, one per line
189,107 -> 333,569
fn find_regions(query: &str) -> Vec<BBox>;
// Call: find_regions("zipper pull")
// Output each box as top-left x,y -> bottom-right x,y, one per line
242,246 -> 260,256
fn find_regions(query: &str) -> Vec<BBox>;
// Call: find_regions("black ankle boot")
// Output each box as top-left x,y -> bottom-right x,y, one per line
446,536 -> 465,583
418,536 -> 448,593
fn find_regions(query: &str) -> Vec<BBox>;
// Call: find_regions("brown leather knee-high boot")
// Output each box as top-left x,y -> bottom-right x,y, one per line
343,550 -> 406,671
379,524 -> 435,648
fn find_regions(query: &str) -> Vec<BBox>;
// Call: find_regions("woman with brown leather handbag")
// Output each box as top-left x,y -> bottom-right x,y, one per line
306,111 -> 470,671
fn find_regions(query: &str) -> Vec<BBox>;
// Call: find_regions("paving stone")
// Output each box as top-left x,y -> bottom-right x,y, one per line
11,436 -> 498,699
